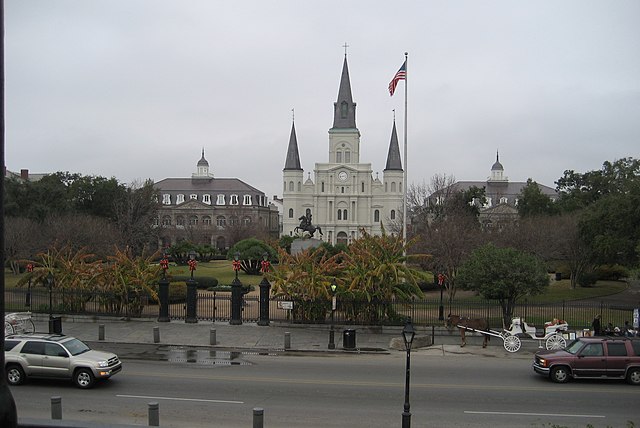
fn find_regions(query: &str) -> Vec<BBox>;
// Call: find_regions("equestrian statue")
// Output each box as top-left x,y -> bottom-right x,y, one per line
294,212 -> 323,238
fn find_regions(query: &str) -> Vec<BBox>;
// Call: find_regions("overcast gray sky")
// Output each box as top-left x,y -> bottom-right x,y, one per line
5,1 -> 639,200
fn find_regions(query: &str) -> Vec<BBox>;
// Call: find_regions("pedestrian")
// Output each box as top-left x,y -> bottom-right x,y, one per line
623,321 -> 633,337
592,314 -> 601,336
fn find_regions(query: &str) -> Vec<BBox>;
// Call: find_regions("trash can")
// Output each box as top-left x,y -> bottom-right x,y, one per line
49,316 -> 62,334
343,329 -> 356,349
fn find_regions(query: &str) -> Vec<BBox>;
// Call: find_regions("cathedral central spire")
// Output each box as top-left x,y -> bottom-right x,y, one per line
332,56 -> 357,129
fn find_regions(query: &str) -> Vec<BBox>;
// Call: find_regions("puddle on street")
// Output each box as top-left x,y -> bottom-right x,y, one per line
164,347 -> 273,366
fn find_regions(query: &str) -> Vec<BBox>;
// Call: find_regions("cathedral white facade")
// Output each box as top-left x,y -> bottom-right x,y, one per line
282,56 -> 404,245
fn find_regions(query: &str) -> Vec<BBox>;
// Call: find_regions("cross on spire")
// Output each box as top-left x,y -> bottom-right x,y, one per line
343,42 -> 349,57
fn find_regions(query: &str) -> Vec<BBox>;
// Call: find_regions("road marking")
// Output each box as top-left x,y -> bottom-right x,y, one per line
117,394 -> 243,404
465,411 -> 605,419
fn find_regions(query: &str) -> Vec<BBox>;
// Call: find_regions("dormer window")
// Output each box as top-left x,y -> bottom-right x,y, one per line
230,194 -> 239,205
500,197 -> 508,204
162,194 -> 171,205
203,194 -> 211,204
176,194 -> 185,204
243,195 -> 252,205
216,194 -> 225,205
190,194 -> 197,200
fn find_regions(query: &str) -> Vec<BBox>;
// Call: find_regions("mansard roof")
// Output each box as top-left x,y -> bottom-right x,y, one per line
155,177 -> 264,195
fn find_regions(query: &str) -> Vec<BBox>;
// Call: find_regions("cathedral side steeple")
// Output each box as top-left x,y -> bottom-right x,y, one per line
283,121 -> 303,171
384,120 -> 403,171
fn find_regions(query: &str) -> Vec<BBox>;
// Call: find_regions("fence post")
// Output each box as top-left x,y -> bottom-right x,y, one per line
153,326 -> 160,343
210,328 -> 217,345
148,402 -> 159,426
98,324 -> 105,341
51,396 -> 62,420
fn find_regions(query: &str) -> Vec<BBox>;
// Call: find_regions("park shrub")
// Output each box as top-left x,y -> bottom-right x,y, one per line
577,270 -> 598,287
595,264 -> 629,281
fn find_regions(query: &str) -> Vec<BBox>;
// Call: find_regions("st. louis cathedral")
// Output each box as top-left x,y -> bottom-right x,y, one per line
282,55 -> 404,245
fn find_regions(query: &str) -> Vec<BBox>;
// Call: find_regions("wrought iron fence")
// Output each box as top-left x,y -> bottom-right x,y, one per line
3,287 -> 636,331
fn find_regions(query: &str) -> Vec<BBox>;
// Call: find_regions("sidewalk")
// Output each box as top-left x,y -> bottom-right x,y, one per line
30,314 -> 539,359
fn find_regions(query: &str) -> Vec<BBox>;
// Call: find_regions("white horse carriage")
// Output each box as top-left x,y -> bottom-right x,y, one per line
504,317 -> 569,352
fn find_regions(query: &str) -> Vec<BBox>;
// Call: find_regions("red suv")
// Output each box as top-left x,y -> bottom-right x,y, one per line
533,337 -> 640,385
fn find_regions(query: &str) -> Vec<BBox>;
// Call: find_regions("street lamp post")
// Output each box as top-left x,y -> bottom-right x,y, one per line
25,263 -> 33,307
46,272 -> 54,321
230,252 -> 243,325
328,279 -> 337,349
185,250 -> 198,323
158,252 -> 170,322
258,252 -> 271,326
437,273 -> 445,321
402,318 -> 416,428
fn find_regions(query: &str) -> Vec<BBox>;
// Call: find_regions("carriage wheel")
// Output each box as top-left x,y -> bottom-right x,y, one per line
503,334 -> 521,353
545,333 -> 566,350
4,321 -> 14,336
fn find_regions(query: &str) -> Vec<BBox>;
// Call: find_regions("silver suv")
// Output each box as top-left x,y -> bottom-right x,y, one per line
4,333 -> 122,388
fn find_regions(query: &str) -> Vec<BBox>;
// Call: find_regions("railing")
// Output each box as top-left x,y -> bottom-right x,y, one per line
3,287 -> 636,330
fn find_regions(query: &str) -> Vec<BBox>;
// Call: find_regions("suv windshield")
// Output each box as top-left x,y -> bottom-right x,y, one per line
62,338 -> 91,356
564,339 -> 585,355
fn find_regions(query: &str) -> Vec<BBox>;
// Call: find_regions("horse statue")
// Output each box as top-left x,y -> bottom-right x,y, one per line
445,314 -> 491,348
294,215 -> 323,238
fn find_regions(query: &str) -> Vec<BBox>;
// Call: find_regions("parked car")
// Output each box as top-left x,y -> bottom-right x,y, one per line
4,333 -> 122,389
533,337 -> 640,385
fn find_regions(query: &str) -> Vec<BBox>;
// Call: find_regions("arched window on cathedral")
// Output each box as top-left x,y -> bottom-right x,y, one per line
390,210 -> 396,220
391,182 -> 396,192
374,210 -> 380,223
283,181 -> 286,192
337,231 -> 348,245
385,182 -> 388,192
345,151 -> 350,163
337,210 -> 342,221
321,181 -> 325,192
361,182 -> 365,192
399,182 -> 402,193
336,151 -> 342,163
297,181 -> 301,192
289,181 -> 294,191
288,208 -> 294,218
343,209 -> 348,220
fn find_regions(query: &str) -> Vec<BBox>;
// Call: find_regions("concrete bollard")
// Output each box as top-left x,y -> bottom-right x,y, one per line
210,328 -> 217,345
98,324 -> 105,341
148,402 -> 159,426
51,396 -> 62,420
284,332 -> 291,350
253,407 -> 264,428
153,326 -> 160,343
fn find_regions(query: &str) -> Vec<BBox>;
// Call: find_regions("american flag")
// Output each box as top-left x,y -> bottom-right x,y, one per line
388,61 -> 406,96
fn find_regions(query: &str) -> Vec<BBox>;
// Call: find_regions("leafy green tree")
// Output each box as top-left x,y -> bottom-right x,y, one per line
228,238 -> 277,275
457,244 -> 550,325
517,179 -> 558,217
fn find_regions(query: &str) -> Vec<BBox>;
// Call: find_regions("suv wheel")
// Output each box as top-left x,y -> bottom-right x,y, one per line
551,366 -> 570,383
74,368 -> 95,389
6,364 -> 25,386
627,368 -> 640,386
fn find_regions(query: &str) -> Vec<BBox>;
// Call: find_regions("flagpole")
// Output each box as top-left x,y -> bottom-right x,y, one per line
402,52 -> 408,251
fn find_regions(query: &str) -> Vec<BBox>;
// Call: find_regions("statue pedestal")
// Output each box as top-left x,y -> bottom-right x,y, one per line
291,238 -> 323,255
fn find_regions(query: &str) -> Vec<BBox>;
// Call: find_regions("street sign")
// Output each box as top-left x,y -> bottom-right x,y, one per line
278,301 -> 294,310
